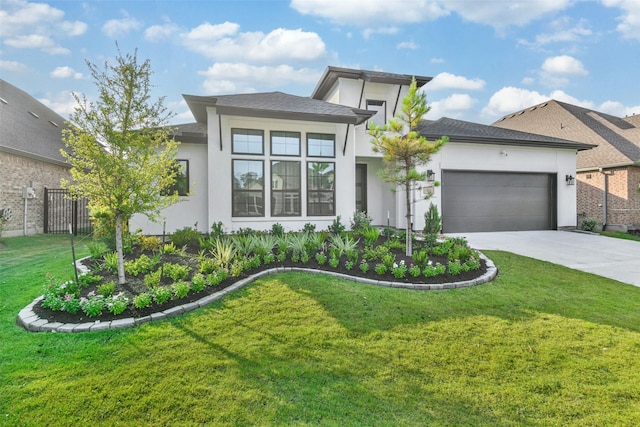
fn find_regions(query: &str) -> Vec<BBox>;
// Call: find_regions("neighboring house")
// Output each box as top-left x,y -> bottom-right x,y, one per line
0,79 -> 73,237
126,66 -> 592,235
493,100 -> 640,231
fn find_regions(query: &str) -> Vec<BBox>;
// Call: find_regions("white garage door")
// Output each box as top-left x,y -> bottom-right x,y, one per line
442,171 -> 557,233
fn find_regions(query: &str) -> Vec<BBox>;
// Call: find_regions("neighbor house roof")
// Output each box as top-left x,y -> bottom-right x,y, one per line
171,122 -> 208,144
417,117 -> 595,151
183,91 -> 375,125
311,66 -> 432,100
493,100 -> 640,169
0,79 -> 69,166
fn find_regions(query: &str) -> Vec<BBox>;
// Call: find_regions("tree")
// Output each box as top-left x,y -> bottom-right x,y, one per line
61,47 -> 180,284
369,77 -> 448,256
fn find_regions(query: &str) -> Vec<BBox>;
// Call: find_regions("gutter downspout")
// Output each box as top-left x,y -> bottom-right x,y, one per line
603,173 -> 608,229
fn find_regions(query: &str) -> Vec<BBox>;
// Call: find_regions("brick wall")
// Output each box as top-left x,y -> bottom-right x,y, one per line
0,151 -> 72,237
577,166 -> 640,230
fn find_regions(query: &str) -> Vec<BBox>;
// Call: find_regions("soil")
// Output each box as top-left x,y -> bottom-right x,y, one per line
32,238 -> 488,325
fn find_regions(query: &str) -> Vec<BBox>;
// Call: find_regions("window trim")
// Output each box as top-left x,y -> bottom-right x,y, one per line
366,99 -> 386,130
271,160 -> 301,217
306,133 -> 335,158
232,159 -> 265,217
306,161 -> 335,217
231,128 -> 264,155
270,130 -> 301,157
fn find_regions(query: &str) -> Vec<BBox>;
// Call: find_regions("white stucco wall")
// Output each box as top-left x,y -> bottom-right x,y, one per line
131,142 -> 209,235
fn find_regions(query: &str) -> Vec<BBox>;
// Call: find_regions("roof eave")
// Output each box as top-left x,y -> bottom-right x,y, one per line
217,106 -> 365,125
420,134 -> 596,151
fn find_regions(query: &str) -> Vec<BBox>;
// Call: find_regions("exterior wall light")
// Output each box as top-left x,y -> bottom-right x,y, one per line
427,170 -> 435,182
565,174 -> 575,185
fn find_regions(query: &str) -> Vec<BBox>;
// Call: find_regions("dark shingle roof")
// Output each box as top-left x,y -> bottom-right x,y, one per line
417,117 -> 594,150
0,79 -> 69,166
311,66 -> 432,100
171,122 -> 207,144
183,91 -> 374,125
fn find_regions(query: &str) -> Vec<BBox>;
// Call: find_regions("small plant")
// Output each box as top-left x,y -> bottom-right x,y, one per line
144,269 -> 162,288
392,261 -> 407,279
103,252 -> 119,274
170,225 -> 201,247
381,253 -> 396,270
315,252 -> 327,265
87,240 -> 109,259
199,257 -> 218,274
107,293 -> 128,315
359,260 -> 370,273
171,281 -> 191,299
230,259 -> 245,277
328,234 -> 359,258
124,253 -> 160,276
163,263 -> 191,281
78,273 -> 102,288
235,227 -> 255,237
151,286 -> 172,305
254,234 -> 277,257
346,249 -> 359,265
301,253 -> 310,264
211,239 -> 236,268
412,250 -> 430,269
374,263 -> 388,275
350,211 -> 373,235
210,221 -> 225,240
138,235 -> 162,252
62,295 -> 81,314
287,233 -> 309,260
581,217 -> 598,232
382,226 -> 396,240
277,251 -> 287,263
271,222 -> 285,237
423,203 -> 442,235
96,281 -> 115,297
409,264 -> 421,278
327,216 -> 345,235
301,223 -> 316,234
329,256 -> 339,268
363,245 -> 390,262
133,293 -> 153,309
448,260 -> 463,275
362,226 -> 380,246
263,253 -> 275,265
232,234 -> 256,257
80,292 -> 105,317
344,260 -> 354,271
423,263 -> 446,277
162,242 -> 181,255
191,273 -> 206,292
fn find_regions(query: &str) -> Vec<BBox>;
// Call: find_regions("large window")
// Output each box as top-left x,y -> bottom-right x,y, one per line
232,128 -> 264,154
232,160 -> 264,217
307,133 -> 335,157
307,162 -> 335,216
271,160 -> 301,216
164,159 -> 189,196
366,100 -> 386,129
271,131 -> 300,156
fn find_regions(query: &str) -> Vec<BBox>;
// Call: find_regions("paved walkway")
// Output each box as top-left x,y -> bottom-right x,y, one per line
448,230 -> 640,287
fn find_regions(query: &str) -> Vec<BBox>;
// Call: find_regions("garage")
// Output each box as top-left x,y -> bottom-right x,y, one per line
441,171 -> 557,233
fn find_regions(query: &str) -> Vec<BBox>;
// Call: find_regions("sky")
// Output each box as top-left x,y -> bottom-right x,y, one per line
1,0 -> 639,126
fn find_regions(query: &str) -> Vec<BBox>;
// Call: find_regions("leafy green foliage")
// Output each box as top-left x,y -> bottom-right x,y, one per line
327,216 -> 345,235
170,226 -> 201,247
423,203 -> 442,236
350,211 -> 373,235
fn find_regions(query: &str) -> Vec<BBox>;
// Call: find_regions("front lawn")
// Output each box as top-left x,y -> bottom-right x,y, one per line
2,235 -> 640,426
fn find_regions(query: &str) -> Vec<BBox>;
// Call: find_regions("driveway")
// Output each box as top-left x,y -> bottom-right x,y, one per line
447,230 -> 640,287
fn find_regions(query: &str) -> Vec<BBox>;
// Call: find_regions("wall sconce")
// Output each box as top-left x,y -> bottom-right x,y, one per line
426,170 -> 435,182
565,174 -> 575,185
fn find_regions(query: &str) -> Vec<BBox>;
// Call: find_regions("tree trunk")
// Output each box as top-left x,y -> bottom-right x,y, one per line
115,213 -> 126,285
405,182 -> 412,257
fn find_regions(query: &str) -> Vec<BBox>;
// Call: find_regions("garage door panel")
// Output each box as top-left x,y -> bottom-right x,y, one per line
442,171 -> 556,233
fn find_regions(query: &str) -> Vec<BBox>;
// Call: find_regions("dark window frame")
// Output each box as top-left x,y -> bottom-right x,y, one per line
366,99 -> 387,129
306,133 -> 335,158
231,128 -> 264,155
164,159 -> 189,196
270,131 -> 301,157
232,159 -> 265,217
307,161 -> 335,217
271,160 -> 301,217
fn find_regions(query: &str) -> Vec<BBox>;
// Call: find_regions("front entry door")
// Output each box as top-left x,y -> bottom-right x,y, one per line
355,164 -> 367,213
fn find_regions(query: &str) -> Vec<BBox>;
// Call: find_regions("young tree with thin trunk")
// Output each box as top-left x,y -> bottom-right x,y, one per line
61,47 -> 180,284
369,77 -> 447,256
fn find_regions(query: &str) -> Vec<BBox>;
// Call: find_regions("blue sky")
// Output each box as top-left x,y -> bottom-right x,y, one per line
1,0 -> 639,125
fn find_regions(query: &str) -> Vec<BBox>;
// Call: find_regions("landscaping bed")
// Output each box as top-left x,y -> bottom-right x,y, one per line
32,226 -> 489,325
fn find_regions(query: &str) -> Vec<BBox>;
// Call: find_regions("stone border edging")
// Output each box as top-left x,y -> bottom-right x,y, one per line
17,253 -> 497,333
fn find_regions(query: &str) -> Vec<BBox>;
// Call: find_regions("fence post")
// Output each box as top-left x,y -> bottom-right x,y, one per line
72,198 -> 78,236
44,187 -> 49,233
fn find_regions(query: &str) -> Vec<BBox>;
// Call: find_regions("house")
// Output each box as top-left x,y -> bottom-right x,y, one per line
493,100 -> 640,232
0,79 -> 75,237
132,67 -> 593,235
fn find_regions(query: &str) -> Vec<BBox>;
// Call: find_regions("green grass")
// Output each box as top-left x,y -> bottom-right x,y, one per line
2,235 -> 640,426
600,230 -> 640,242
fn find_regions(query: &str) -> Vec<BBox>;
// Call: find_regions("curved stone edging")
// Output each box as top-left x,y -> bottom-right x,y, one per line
17,253 -> 498,333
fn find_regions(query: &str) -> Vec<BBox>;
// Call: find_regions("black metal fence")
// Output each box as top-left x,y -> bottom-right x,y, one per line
44,188 -> 92,235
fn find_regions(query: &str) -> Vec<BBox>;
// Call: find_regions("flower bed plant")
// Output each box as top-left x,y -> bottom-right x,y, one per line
34,226 -> 487,324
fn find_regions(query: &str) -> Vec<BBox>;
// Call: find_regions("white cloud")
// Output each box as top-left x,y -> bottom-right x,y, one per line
518,17 -> 592,48
427,93 -> 477,119
548,90 -> 594,108
102,15 -> 143,38
602,0 -> 640,40
50,66 -> 83,79
39,91 -> 78,118
0,0 -> 86,54
0,60 -> 30,72
397,41 -> 419,50
427,72 -> 485,91
363,26 -> 398,39
482,86 -> 550,118
198,63 -> 322,94
541,55 -> 588,75
599,100 -> 640,117
290,0 -> 448,25
430,57 -> 445,64
145,21 -> 180,42
521,76 -> 536,85
183,24 -> 326,63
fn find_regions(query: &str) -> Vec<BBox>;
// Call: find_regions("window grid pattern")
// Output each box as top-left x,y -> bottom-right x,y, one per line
271,160 -> 301,217
271,131 -> 301,156
307,162 -> 335,216
232,159 -> 264,217
307,133 -> 335,158
232,128 -> 264,154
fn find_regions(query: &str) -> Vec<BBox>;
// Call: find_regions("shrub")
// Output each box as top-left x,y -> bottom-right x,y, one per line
581,217 -> 598,232
78,273 -> 102,288
107,293 -> 128,315
163,263 -> 191,281
363,245 -> 390,262
359,260 -> 370,273
327,216 -> 345,235
103,252 -> 119,274
144,269 -> 162,288
287,233 -> 309,259
96,281 -> 115,298
315,252 -> 327,265
124,253 -> 160,276
133,293 -> 152,309
423,203 -> 442,235
232,235 -> 256,257
263,253 -> 275,265
80,292 -> 105,317
328,234 -> 359,258
350,211 -> 372,235
236,227 -> 255,237
409,264 -> 421,278
210,221 -> 225,240
345,260 -> 354,271
138,235 -> 162,252
151,286 -> 172,305
329,256 -> 339,268
374,263 -> 388,275
362,226 -> 380,246
199,258 -> 218,274
382,226 -> 396,240
301,223 -> 316,234
170,225 -> 201,247
62,295 -> 81,314
412,250 -> 430,269
254,234 -> 277,257
191,273 -> 206,292
211,239 -> 236,268
230,259 -> 245,277
381,254 -> 396,270
87,240 -> 109,259
448,260 -> 463,275
171,281 -> 191,299
392,261 -> 407,279
271,223 -> 285,237
163,242 -> 185,256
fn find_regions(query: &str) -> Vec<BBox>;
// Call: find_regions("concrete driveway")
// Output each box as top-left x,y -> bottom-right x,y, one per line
448,230 -> 640,287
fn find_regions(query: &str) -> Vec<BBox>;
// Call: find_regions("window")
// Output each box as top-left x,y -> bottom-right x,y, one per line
271,161 -> 301,216
307,162 -> 335,216
307,133 -> 335,157
366,100 -> 386,129
164,160 -> 189,196
232,128 -> 264,154
271,131 -> 300,156
232,160 -> 264,217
